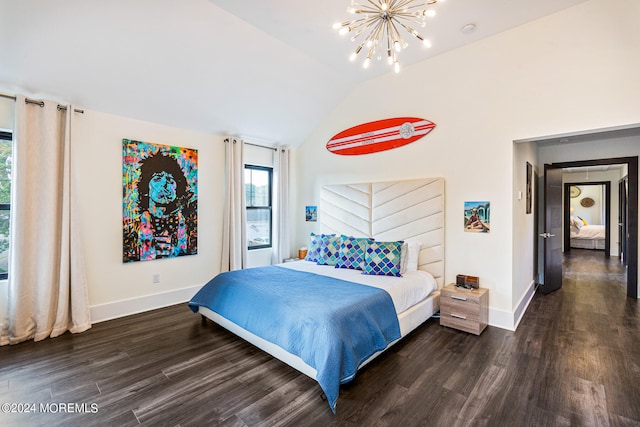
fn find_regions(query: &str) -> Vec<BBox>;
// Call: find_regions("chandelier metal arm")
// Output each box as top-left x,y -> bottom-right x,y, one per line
366,19 -> 385,49
393,19 -> 420,40
364,0 -> 383,11
348,15 -> 383,38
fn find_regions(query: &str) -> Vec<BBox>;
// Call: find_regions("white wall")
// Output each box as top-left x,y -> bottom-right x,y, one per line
74,110 -> 225,321
292,0 -> 640,329
0,101 -> 224,323
568,184 -> 604,225
512,141 -> 538,327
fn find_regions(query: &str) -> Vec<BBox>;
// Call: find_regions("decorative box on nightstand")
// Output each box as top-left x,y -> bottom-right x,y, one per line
440,283 -> 489,335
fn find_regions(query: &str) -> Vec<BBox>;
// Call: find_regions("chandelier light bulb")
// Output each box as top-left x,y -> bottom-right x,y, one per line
394,61 -> 400,73
394,40 -> 402,52
363,57 -> 371,68
339,26 -> 350,35
425,10 -> 436,17
423,38 -> 431,48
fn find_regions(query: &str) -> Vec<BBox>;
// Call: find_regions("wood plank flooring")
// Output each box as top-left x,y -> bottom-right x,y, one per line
1,249 -> 639,426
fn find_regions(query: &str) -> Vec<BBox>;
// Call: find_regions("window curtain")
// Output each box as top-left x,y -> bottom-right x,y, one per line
0,95 -> 90,345
221,137 -> 246,272
272,146 -> 291,264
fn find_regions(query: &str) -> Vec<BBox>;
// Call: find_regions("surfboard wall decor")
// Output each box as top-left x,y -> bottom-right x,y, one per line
326,117 -> 436,156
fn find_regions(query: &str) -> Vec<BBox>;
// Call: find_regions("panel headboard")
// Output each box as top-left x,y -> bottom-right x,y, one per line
320,178 -> 445,288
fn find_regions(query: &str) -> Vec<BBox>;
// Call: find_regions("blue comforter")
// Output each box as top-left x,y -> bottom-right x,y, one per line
188,265 -> 401,412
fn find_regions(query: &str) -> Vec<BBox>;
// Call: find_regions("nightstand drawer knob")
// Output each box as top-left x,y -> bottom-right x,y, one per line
451,314 -> 467,320
451,295 -> 467,301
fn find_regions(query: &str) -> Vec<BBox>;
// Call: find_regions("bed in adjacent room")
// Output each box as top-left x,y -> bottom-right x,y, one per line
189,178 -> 445,412
570,217 -> 605,250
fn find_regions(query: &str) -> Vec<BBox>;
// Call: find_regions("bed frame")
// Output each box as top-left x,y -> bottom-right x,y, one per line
199,178 -> 445,381
571,238 -> 606,250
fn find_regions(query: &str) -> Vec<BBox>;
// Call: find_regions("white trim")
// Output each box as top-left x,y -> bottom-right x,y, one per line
486,280 -> 536,331
90,285 -> 202,324
488,307 -> 515,331
513,280 -> 536,330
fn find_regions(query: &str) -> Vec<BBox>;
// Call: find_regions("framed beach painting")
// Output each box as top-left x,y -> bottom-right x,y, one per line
464,201 -> 490,233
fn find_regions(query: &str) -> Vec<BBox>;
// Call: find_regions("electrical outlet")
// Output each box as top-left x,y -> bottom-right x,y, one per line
152,273 -> 160,284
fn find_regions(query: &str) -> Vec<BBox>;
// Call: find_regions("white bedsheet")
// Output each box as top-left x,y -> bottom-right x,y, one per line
571,224 -> 605,240
279,260 -> 437,314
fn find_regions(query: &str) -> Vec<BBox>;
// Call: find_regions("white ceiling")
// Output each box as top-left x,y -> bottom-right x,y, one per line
0,0 -> 587,147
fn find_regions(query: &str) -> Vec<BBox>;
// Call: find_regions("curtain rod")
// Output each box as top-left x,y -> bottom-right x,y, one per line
245,141 -> 277,151
0,92 -> 84,114
225,137 -> 277,151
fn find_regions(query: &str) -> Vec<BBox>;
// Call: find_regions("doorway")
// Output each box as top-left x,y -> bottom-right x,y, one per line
542,156 -> 638,298
563,181 -> 611,257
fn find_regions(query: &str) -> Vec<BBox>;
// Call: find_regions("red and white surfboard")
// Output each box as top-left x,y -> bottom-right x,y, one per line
327,117 -> 436,156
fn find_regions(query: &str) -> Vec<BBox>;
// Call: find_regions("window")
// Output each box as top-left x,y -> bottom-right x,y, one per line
245,165 -> 272,250
0,130 -> 11,280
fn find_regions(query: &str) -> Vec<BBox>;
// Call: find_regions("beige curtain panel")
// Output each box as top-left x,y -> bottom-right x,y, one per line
272,146 -> 290,264
220,137 -> 247,272
0,95 -> 90,345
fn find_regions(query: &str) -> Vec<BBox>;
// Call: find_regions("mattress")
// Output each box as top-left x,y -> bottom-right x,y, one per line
570,224 -> 605,250
194,260 -> 440,392
571,238 -> 606,250
280,259 -> 438,314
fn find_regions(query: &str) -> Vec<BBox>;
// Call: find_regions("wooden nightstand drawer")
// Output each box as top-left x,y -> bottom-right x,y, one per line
440,284 -> 489,335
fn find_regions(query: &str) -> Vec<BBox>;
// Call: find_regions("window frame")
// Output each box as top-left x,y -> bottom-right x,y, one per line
0,130 -> 11,280
245,164 -> 273,250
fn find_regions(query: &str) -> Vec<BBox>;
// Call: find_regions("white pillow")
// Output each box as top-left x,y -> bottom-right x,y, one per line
401,241 -> 422,273
570,217 -> 583,230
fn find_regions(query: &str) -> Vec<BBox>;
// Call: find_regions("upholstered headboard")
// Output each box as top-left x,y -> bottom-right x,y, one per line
319,178 -> 445,288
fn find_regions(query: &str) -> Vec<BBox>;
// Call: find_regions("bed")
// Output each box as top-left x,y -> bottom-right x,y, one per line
570,217 -> 605,250
189,178 -> 445,412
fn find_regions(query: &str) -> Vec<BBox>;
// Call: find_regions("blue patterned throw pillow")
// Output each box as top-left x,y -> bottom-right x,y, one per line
316,234 -> 342,266
304,233 -> 327,262
335,235 -> 373,270
363,240 -> 403,277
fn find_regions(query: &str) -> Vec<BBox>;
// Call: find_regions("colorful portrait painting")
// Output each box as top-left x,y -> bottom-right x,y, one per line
123,139 -> 198,262
464,201 -> 490,233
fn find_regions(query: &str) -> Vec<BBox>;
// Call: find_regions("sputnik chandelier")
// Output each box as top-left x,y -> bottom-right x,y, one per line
333,0 -> 444,73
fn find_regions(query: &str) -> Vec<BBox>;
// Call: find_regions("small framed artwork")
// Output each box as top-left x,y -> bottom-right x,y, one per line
464,201 -> 490,233
526,161 -> 532,214
305,205 -> 317,222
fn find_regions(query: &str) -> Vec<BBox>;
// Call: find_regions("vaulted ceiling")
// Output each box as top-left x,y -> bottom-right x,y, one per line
0,0 -> 587,146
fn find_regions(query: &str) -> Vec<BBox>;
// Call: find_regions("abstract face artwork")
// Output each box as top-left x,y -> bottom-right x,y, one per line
123,139 -> 198,262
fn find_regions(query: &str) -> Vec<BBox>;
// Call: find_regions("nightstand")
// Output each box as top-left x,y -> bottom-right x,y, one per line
440,283 -> 489,335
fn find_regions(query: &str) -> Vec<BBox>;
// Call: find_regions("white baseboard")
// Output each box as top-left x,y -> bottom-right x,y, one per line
513,280 -> 536,330
91,281 -> 539,331
90,285 -> 202,324
487,280 -> 536,332
488,307 -> 515,331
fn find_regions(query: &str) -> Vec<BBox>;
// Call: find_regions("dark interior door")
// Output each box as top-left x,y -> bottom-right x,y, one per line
540,165 -> 563,294
619,176 -> 628,265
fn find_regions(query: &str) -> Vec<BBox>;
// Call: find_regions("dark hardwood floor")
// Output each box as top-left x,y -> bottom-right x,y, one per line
1,250 -> 639,426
